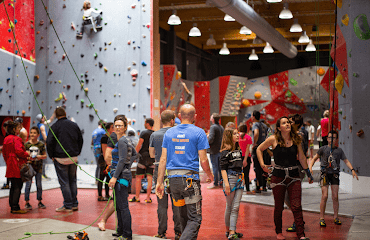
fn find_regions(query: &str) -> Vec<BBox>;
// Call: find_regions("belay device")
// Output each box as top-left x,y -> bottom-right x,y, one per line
67,231 -> 89,240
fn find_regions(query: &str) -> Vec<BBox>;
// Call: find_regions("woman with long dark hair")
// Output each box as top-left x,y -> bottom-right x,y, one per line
2,120 -> 30,214
220,128 -> 245,240
256,117 -> 313,240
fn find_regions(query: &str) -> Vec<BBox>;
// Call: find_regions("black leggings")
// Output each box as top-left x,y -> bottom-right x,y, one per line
243,156 -> 251,191
98,173 -> 110,197
9,178 -> 23,211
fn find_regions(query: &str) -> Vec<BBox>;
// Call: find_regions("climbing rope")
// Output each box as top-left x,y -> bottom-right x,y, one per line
1,1 -> 120,239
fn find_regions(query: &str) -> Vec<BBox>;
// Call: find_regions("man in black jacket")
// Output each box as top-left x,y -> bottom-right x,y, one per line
207,113 -> 224,189
46,107 -> 83,212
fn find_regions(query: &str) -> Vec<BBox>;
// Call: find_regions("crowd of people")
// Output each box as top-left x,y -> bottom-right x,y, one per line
0,105 -> 358,240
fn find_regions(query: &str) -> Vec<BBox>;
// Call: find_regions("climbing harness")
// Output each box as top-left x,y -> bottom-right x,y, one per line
223,170 -> 244,196
67,231 -> 89,240
167,169 -> 200,181
270,165 -> 302,189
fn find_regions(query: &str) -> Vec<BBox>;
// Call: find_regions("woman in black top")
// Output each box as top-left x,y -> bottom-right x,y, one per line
256,117 -> 313,240
220,129 -> 244,240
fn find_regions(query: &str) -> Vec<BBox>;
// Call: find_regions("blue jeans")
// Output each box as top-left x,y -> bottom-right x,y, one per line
115,183 -> 132,239
210,153 -> 221,186
53,160 -> 78,209
25,172 -> 42,201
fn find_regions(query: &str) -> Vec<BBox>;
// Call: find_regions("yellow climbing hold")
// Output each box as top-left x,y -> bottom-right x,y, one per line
333,0 -> 342,8
55,93 -> 63,102
335,73 -> 344,94
58,80 -> 61,84
30,56 -> 35,62
341,14 -> 349,26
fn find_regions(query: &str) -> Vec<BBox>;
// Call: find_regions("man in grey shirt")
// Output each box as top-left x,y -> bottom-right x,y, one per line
149,110 -> 182,240
207,113 -> 224,189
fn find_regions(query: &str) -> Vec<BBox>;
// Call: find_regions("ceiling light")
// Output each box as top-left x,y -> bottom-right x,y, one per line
189,23 -> 201,37
279,3 -> 293,19
206,34 -> 217,46
224,14 -> 235,22
253,36 -> 263,45
249,49 -> 258,60
263,42 -> 274,53
219,42 -> 230,55
239,26 -> 252,35
267,0 -> 282,2
167,10 -> 181,25
290,19 -> 302,33
305,39 -> 316,52
298,31 -> 310,43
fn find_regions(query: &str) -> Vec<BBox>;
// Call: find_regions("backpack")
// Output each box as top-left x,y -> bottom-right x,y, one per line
299,127 -> 309,155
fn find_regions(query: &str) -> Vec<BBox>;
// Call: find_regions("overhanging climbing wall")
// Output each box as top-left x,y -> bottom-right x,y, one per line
334,0 -> 370,194
32,0 -> 152,165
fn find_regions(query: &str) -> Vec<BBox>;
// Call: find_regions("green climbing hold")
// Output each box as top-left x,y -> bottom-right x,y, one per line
88,103 -> 94,108
285,90 -> 292,98
290,78 -> 298,86
348,49 -> 352,57
353,14 -> 370,40
81,99 -> 84,103
353,72 -> 359,77
104,22 -> 107,25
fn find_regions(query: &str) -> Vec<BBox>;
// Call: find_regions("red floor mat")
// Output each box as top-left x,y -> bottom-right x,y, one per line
0,186 -> 351,240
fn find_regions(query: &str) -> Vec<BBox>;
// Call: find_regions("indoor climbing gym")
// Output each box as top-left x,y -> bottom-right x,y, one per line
0,0 -> 369,239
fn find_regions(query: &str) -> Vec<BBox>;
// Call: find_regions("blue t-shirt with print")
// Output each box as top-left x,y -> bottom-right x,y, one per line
162,124 -> 209,172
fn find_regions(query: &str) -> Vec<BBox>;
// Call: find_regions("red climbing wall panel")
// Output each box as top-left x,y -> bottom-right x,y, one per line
0,0 -> 15,54
321,67 -> 335,93
162,65 -> 176,100
330,26 -> 349,87
269,71 -> 289,100
329,81 -> 339,131
194,81 -> 210,131
218,76 -> 230,113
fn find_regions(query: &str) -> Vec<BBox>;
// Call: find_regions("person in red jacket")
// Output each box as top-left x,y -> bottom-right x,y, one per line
2,120 -> 30,214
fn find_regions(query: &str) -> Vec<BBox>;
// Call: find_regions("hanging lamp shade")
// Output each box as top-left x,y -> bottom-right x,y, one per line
219,43 -> 230,55
249,49 -> 258,60
206,34 -> 217,46
298,31 -> 310,43
267,0 -> 282,2
167,11 -> 181,25
290,19 -> 302,32
239,26 -> 252,35
279,4 -> 293,19
189,23 -> 201,37
263,42 -> 274,53
224,14 -> 235,22
305,39 -> 316,52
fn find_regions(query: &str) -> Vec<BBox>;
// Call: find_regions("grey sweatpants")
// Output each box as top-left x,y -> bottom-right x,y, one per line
224,175 -> 244,231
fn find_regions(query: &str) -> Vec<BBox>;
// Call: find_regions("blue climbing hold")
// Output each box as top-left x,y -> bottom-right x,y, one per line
138,46 -> 140,49
9,95 -> 12,98
8,39 -> 11,43
17,110 -> 19,114
0,104 -> 2,109
15,50 -> 18,54
8,67 -> 11,71
119,73 -> 121,76
127,15 -> 131,19
141,61 -> 147,66
8,110 -> 10,114
7,78 -> 10,81
0,87 -> 3,91
14,19 -> 17,24
8,29 -> 11,32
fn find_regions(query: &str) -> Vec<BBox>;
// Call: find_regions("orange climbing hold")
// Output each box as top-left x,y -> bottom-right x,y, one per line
254,91 -> 262,99
317,67 -> 325,76
242,99 -> 250,107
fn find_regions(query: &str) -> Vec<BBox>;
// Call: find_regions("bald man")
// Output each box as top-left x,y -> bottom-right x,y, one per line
156,104 -> 213,240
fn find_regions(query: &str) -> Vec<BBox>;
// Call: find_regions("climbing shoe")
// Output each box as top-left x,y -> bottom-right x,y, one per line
334,218 -> 342,225
286,222 -> 296,232
153,233 -> 167,238
144,198 -> 152,203
175,232 -> 181,240
129,197 -> 140,202
1,184 -> 10,189
320,219 -> 326,227
225,232 -> 243,238
38,202 -> 46,209
228,233 -> 240,240
25,203 -> 32,210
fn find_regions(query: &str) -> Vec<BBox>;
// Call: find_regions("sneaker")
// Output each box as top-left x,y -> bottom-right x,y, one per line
175,232 -> 181,240
76,32 -> 83,38
153,233 -> 167,238
334,218 -> 342,225
228,233 -> 240,240
42,175 -> 49,179
320,219 -> 326,227
72,207 -> 78,211
1,184 -> 10,189
129,197 -> 140,202
55,206 -> 72,212
38,202 -> 46,209
98,196 -> 108,201
286,222 -> 296,232
144,198 -> 152,203
207,185 -> 218,189
114,237 -> 129,240
25,203 -> 32,210
11,209 -> 28,214
225,232 -> 243,238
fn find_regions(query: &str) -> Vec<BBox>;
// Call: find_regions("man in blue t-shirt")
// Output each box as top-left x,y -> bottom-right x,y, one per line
149,110 -> 182,239
156,104 -> 213,240
91,120 -> 106,179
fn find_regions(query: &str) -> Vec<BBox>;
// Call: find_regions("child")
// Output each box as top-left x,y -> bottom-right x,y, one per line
76,0 -> 102,38
24,127 -> 47,210
309,130 -> 358,227
220,129 -> 244,240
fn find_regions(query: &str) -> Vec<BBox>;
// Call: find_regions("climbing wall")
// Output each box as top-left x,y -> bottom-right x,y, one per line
31,0 -> 151,165
239,66 -> 329,125
194,81 -> 210,131
334,0 -> 370,194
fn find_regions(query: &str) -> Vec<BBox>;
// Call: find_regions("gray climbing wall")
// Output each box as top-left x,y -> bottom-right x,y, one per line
33,0 -> 151,165
0,49 -> 36,167
336,0 -> 370,194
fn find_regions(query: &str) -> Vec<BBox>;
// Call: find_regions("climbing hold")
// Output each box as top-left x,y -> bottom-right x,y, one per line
84,88 -> 88,92
62,54 -> 66,59
99,62 -> 103,68
39,20 -> 44,26
55,93 -> 63,102
353,72 -> 359,77
349,125 -> 352,132
242,99 -> 250,107
317,67 -> 325,76
88,103 -> 94,108
254,91 -> 262,99
0,88 -> 2,92
142,34 -> 146,38
7,67 -> 11,71
81,54 -> 84,58
58,80 -> 62,84
49,70 -> 53,75
36,90 -> 41,94
108,42 -> 112,45
132,82 -> 136,86
127,66 -> 131,70
131,4 -> 136,8
114,94 -> 116,97
141,61 -> 147,66
127,40 -> 131,45
50,19 -> 54,24
81,99 -> 84,103
63,4 -> 66,8
9,95 -> 12,98
62,92 -> 67,101
341,14 -> 349,26
132,103 -> 136,108
131,69 -> 138,80
7,78 -> 10,82
22,110 -> 26,115
353,14 -> 370,40
289,78 -> 298,86
113,108 -> 118,113
0,104 -> 2,109
94,53 -> 97,58
335,74 -> 344,94
104,67 -> 108,72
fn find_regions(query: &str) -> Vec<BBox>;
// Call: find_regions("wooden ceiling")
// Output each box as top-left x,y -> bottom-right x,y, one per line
159,0 -> 336,55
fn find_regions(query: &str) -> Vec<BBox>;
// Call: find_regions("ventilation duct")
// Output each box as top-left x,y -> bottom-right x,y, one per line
206,0 -> 297,58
